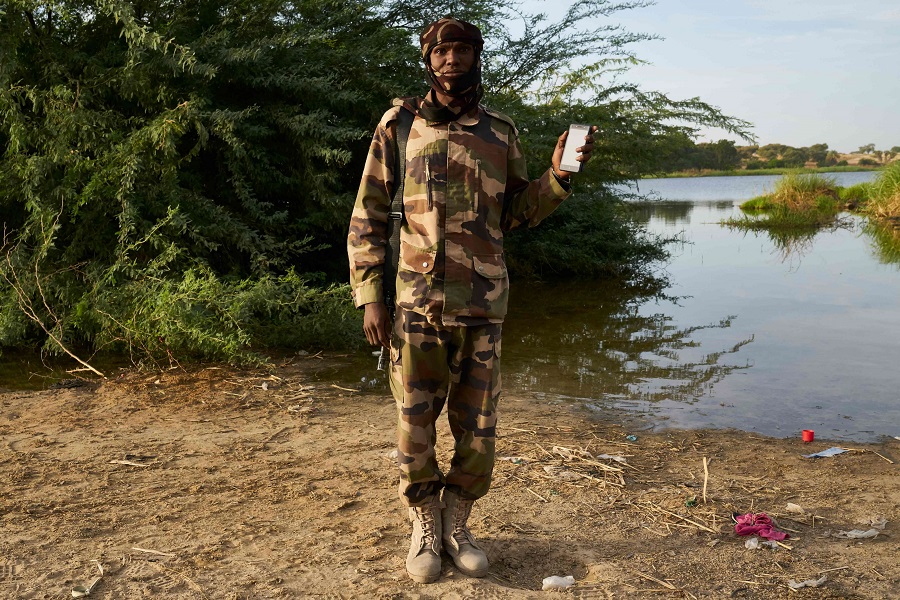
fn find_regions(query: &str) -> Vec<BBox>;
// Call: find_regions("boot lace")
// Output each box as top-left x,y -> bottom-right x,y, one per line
413,505 -> 438,547
451,498 -> 476,546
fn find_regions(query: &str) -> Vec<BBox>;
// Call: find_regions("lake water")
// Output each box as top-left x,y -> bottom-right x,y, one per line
499,171 -> 899,442
334,171 -> 897,442
626,171 -> 878,201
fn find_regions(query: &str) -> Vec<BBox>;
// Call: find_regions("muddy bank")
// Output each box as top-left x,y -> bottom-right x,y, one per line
1,355 -> 897,598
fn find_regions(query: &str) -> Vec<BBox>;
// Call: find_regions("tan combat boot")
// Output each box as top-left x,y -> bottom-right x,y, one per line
406,496 -> 442,583
441,489 -> 489,577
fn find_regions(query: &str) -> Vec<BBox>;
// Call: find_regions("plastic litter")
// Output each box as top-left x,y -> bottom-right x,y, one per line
788,576 -> 827,590
803,447 -> 849,459
833,528 -> 879,539
543,465 -> 580,481
833,516 -> 887,538
625,435 -> 638,442
744,537 -> 778,550
785,502 -> 806,514
500,456 -> 527,464
542,575 -> 576,591
72,562 -> 103,598
71,578 -> 101,598
595,454 -> 627,463
385,449 -> 398,460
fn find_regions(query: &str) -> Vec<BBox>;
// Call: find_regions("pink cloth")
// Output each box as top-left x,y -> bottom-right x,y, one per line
734,512 -> 789,541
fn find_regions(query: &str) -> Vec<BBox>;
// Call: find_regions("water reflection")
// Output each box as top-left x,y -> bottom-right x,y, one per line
864,220 -> 900,266
503,281 -> 753,405
627,200 -> 735,227
627,202 -> 692,226
0,351 -> 130,391
723,216 -> 856,263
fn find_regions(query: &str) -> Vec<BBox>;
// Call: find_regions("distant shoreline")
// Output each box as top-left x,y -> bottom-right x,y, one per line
646,165 -> 883,179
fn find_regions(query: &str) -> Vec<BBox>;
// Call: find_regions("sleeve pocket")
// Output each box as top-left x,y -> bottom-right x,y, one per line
473,254 -> 506,279
399,241 -> 436,274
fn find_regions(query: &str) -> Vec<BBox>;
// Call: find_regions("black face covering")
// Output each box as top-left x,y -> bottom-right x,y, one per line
416,66 -> 483,123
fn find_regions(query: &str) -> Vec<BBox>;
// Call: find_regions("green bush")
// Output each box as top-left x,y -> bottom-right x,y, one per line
505,189 -> 671,280
0,0 -> 752,365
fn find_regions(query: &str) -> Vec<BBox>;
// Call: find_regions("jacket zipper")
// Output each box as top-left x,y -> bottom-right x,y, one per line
425,157 -> 433,211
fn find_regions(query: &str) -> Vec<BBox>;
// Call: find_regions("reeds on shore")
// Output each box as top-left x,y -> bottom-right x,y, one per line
864,162 -> 900,222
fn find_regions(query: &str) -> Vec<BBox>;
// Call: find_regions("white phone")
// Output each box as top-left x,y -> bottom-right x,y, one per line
560,123 -> 591,173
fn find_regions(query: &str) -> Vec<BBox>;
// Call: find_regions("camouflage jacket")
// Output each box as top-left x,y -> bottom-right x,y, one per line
348,98 -> 572,326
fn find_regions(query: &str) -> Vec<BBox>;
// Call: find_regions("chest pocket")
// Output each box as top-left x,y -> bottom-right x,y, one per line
395,240 -> 436,311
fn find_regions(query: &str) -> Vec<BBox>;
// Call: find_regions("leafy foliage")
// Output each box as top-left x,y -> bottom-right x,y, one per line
1,0 -> 753,363
504,190 -> 673,281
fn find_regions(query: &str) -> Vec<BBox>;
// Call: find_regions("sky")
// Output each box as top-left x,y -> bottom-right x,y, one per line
519,0 -> 900,152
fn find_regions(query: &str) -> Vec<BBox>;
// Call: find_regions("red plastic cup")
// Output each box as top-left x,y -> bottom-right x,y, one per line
802,429 -> 815,443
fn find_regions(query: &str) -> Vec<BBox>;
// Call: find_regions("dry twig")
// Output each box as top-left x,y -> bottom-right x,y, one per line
640,502 -> 719,533
702,456 -> 710,503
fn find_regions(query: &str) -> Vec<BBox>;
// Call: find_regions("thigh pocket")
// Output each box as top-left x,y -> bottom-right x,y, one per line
470,254 -> 509,319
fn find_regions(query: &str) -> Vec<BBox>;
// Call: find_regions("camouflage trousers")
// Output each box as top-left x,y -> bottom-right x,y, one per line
389,308 -> 502,507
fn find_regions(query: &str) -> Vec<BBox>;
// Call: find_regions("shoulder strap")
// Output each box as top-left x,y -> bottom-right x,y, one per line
481,105 -> 518,133
382,107 -> 414,306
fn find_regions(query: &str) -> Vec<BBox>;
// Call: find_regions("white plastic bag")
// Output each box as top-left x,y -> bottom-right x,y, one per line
542,575 -> 576,590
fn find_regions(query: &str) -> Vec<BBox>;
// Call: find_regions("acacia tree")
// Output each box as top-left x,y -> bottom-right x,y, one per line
1,0 -> 753,363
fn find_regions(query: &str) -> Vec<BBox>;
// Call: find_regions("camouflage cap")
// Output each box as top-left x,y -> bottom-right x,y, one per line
420,17 -> 484,59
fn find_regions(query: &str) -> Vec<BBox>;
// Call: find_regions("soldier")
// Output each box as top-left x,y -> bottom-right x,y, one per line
347,17 -> 596,584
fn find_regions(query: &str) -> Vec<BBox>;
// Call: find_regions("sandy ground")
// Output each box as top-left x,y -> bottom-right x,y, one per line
1,354 -> 898,599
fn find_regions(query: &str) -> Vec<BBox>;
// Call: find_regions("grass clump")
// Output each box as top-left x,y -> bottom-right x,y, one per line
768,172 -> 839,210
865,162 -> 900,221
861,163 -> 900,261
839,182 -> 872,204
740,195 -> 775,212
731,172 -> 843,229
